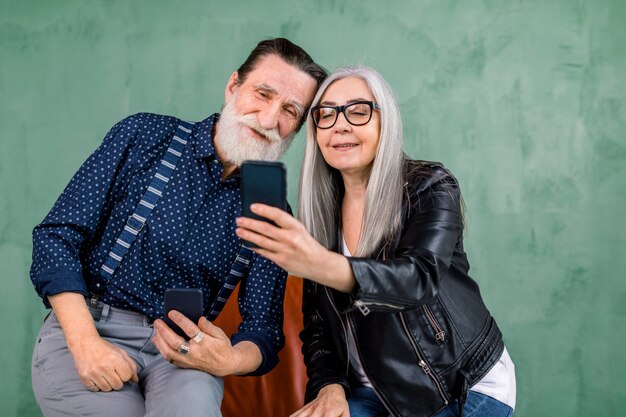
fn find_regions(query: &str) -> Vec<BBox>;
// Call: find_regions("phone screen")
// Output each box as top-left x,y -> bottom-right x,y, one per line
163,288 -> 203,339
240,161 -> 287,248
241,160 -> 287,218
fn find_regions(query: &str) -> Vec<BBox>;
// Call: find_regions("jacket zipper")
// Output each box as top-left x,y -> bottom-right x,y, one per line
345,314 -> 396,417
353,299 -> 404,316
400,312 -> 449,404
423,304 -> 446,342
324,286 -> 350,376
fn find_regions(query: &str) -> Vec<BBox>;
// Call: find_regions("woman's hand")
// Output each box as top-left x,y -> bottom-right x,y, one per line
235,204 -> 355,292
290,384 -> 350,417
152,310 -> 262,376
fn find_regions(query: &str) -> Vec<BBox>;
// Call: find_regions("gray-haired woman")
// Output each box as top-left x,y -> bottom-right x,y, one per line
236,66 -> 516,417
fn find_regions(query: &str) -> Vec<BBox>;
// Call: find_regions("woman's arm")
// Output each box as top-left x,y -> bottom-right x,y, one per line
235,207 -> 356,293
235,170 -> 464,311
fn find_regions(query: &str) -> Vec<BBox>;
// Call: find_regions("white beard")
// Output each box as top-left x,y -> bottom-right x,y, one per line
214,93 -> 293,166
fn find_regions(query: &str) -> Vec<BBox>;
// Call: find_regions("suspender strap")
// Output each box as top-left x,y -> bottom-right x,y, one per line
91,121 -> 195,298
207,245 -> 253,321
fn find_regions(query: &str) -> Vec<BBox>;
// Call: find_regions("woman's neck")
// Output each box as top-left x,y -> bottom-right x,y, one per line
340,169 -> 370,255
340,168 -> 369,202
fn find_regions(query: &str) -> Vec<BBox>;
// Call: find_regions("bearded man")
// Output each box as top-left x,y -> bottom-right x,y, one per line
29,38 -> 326,417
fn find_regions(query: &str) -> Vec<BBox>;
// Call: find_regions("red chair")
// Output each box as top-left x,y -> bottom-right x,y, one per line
214,276 -> 307,417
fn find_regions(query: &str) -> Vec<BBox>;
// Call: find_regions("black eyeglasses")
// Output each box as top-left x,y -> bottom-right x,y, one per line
311,101 -> 381,129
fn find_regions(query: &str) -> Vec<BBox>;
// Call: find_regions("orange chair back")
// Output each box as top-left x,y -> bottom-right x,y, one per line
214,276 -> 307,417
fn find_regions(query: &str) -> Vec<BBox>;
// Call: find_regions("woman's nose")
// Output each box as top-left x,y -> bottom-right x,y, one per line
333,111 -> 351,132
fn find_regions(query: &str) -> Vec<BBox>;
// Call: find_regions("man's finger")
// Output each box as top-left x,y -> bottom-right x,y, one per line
102,369 -> 125,391
198,317 -> 228,340
167,310 -> 201,339
120,351 -> 139,383
154,319 -> 189,351
93,374 -> 114,392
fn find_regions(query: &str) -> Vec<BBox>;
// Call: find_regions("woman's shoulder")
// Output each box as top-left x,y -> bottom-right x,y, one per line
403,159 -> 460,195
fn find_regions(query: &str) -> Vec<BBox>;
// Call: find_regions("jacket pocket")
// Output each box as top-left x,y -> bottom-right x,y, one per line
423,303 -> 446,343
399,312 -> 450,405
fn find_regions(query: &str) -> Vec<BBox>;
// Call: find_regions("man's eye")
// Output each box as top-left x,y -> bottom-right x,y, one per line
257,91 -> 270,99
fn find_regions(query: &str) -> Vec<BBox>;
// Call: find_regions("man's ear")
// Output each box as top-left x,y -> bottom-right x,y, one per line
225,71 -> 240,101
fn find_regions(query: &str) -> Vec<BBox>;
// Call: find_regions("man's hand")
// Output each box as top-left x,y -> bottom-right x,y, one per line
48,292 -> 139,392
290,384 -> 350,417
152,310 -> 262,376
69,334 -> 139,391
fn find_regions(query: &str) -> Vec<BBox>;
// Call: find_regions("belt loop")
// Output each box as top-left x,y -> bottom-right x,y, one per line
99,303 -> 111,323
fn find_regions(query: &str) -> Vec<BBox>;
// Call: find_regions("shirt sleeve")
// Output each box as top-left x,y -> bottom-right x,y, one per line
30,114 -> 142,307
231,252 -> 287,376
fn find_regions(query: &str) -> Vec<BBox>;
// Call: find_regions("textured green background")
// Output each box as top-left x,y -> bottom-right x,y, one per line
1,0 -> 625,416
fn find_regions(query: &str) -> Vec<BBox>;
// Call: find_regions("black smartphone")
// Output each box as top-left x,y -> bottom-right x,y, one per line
240,160 -> 287,247
163,288 -> 203,339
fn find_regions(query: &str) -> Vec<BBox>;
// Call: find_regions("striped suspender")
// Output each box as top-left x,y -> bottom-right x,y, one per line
91,118 -> 254,320
207,245 -> 253,321
92,121 -> 195,299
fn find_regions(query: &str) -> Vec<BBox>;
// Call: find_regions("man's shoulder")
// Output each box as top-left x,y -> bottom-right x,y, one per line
108,112 -> 187,148
114,112 -> 181,133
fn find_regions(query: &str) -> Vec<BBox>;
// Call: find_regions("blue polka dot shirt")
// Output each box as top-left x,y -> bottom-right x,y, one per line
30,113 -> 287,374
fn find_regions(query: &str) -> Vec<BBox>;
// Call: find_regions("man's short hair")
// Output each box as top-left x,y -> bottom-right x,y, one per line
237,38 -> 327,90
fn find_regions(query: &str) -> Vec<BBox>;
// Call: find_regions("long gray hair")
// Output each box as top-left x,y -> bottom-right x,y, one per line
298,66 -> 405,257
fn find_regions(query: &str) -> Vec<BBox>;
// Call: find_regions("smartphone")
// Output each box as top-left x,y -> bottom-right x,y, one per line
163,288 -> 203,339
240,161 -> 287,247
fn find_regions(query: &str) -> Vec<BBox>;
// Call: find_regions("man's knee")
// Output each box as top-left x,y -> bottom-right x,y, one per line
145,368 -> 224,417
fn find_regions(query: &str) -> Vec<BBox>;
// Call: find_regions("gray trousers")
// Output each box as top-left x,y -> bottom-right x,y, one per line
31,301 -> 223,417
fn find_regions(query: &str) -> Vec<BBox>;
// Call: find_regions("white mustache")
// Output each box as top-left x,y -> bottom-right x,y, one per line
238,114 -> 282,143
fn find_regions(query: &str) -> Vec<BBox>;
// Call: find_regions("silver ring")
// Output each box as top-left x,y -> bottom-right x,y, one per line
177,341 -> 190,355
192,331 -> 204,343
87,382 -> 99,391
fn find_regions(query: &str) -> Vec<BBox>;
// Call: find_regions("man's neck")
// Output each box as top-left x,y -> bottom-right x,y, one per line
220,161 -> 238,180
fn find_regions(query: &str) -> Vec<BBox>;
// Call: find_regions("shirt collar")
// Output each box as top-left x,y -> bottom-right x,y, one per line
192,113 -> 220,160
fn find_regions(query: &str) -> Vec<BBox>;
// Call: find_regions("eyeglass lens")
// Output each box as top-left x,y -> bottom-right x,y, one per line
314,102 -> 374,128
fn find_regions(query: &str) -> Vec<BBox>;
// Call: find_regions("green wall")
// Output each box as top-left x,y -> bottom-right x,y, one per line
1,0 -> 625,415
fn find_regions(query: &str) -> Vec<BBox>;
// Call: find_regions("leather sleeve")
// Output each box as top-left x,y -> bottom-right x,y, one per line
300,279 -> 351,403
348,170 -> 463,313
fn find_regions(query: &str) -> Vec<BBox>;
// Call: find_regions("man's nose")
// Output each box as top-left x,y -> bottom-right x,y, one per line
257,104 -> 280,130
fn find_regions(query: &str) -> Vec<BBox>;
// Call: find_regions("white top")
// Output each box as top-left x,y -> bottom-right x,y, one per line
341,235 -> 516,409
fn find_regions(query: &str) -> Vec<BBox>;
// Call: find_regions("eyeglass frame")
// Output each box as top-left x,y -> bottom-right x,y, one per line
310,100 -> 381,129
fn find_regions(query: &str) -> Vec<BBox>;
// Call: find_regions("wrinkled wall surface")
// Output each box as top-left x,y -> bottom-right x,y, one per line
1,1 -> 625,415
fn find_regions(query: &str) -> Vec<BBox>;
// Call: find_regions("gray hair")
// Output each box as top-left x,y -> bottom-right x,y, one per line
298,66 -> 405,257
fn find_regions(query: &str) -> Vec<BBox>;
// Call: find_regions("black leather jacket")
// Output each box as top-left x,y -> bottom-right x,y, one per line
300,161 -> 504,417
